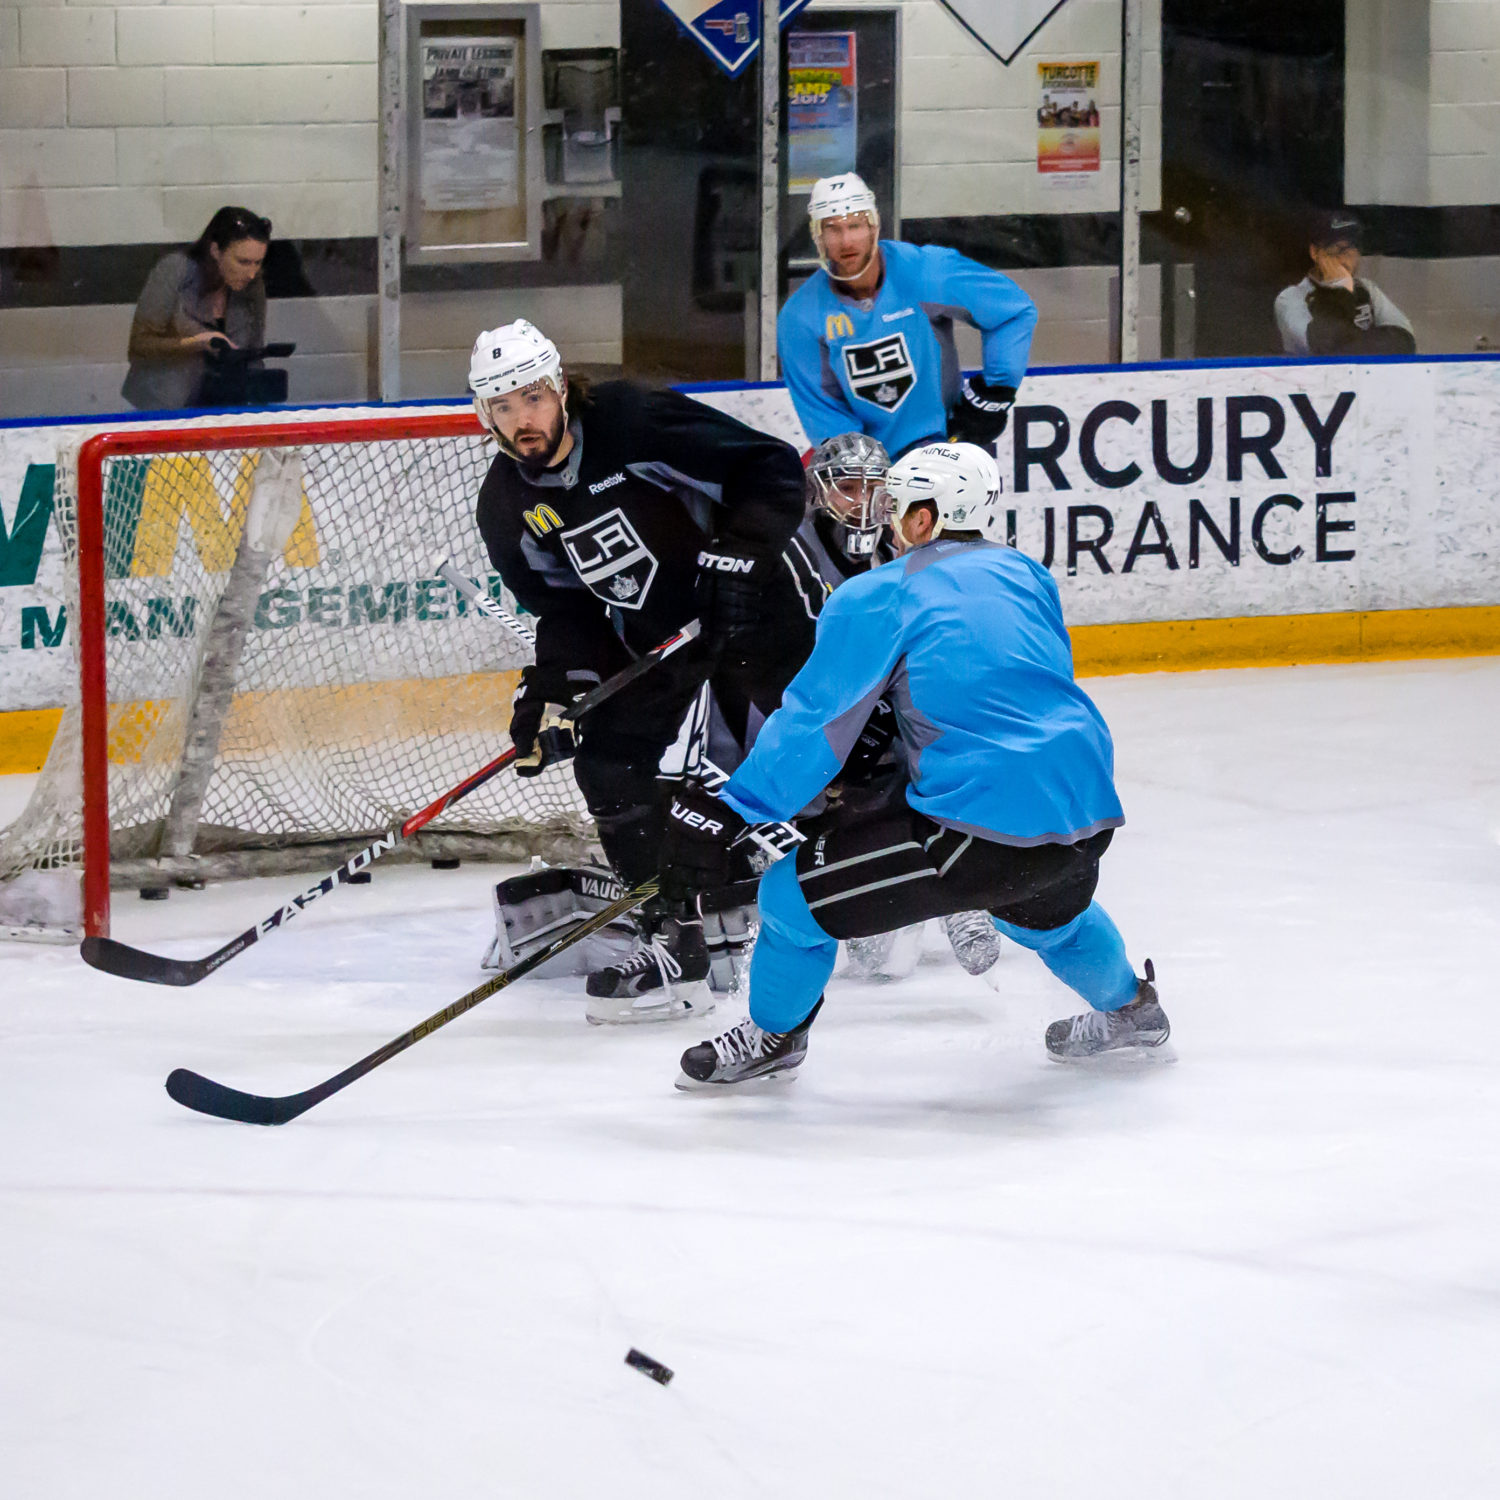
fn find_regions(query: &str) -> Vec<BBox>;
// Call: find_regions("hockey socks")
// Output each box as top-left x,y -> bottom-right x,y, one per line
745,855 -> 838,1035
992,901 -> 1137,1012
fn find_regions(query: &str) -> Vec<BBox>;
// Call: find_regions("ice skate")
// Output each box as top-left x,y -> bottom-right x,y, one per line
842,924 -> 922,980
942,909 -> 1002,975
1045,961 -> 1170,1060
585,914 -> 713,1025
675,1001 -> 821,1090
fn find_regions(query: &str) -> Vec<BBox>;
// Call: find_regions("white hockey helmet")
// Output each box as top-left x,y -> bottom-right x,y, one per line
808,172 -> 880,282
469,319 -> 564,436
885,442 -> 1002,540
807,432 -> 891,559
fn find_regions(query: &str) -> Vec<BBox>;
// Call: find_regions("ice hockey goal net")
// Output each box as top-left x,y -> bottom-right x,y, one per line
0,410 -> 592,942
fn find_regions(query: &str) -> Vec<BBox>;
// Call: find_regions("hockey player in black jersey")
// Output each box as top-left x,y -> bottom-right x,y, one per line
470,319 -> 819,1024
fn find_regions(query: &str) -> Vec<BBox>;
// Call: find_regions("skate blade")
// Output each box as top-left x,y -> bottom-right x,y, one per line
673,1066 -> 801,1093
1046,1037 -> 1177,1066
586,985 -> 715,1027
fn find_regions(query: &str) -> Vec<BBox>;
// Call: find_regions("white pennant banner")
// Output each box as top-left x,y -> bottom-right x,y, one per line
936,0 -> 1073,66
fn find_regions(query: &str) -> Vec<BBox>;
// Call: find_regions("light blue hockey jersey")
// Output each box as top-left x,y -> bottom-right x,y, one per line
777,240 -> 1038,456
721,539 -> 1124,847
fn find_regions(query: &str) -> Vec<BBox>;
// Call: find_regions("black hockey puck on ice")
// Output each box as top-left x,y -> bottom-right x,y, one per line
431,858 -> 461,870
140,887 -> 169,901
625,1348 -> 674,1386
347,871 -> 372,884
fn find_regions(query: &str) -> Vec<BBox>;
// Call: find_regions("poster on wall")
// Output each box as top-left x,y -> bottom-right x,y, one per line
787,32 -> 858,192
420,37 -> 519,211
1036,61 -> 1101,185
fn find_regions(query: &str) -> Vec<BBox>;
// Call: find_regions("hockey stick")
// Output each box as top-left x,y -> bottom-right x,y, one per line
440,565 -> 802,864
83,599 -> 700,987
80,748 -> 521,986
166,878 -> 659,1124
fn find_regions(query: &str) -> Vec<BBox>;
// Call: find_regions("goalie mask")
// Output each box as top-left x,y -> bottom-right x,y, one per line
807,432 -> 892,560
885,442 -> 1002,541
469,319 -> 566,458
808,172 -> 881,283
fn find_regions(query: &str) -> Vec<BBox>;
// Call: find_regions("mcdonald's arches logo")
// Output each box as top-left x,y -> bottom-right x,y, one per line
523,504 -> 563,537
825,312 -> 855,341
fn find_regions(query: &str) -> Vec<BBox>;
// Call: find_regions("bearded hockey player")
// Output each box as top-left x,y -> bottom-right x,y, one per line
658,442 -> 1170,1089
470,320 -> 817,1025
777,173 -> 1038,458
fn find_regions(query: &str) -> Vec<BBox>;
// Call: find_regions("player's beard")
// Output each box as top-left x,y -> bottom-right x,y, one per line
510,406 -> 568,472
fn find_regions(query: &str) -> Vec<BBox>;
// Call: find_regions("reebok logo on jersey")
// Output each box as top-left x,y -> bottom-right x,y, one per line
697,551 -> 755,574
882,307 -> 915,321
843,332 -> 916,411
588,472 -> 627,494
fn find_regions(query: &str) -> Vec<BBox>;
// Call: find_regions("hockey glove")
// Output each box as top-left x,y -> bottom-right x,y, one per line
948,376 -> 1016,447
659,781 -> 748,902
695,540 -> 774,653
839,696 -> 899,785
509,665 -> 578,778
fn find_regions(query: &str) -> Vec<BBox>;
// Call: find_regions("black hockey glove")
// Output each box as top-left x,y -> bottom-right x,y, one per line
839,696 -> 899,785
695,540 -> 774,653
659,781 -> 748,902
948,376 -> 1016,447
509,665 -> 578,778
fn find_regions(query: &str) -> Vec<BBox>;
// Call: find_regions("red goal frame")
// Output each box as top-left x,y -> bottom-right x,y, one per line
74,411 -> 484,938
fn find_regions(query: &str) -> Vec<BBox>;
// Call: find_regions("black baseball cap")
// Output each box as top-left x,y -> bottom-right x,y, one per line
1309,210 -> 1362,250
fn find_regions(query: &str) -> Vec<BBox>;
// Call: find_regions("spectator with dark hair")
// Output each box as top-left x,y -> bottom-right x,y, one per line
122,206 -> 272,410
1275,211 -> 1415,357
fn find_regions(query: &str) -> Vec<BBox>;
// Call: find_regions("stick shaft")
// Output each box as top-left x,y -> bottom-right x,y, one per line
166,880 -> 659,1123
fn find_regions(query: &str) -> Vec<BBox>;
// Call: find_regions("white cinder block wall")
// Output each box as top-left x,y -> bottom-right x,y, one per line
1348,0 -> 1500,206
870,0 -> 1162,219
4,0 -> 1495,415
0,1 -> 619,247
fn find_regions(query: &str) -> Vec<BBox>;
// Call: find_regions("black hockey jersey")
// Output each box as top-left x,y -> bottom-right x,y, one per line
475,381 -> 814,677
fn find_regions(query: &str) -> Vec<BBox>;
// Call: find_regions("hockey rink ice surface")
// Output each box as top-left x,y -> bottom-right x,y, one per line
3,657 -> 1498,1499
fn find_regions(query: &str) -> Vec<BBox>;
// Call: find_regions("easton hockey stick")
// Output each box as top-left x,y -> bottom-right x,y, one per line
166,878 -> 660,1124
80,748 -> 521,986
83,604 -> 701,986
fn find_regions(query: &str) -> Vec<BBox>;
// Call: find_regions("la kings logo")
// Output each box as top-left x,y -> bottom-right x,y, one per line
560,506 -> 658,609
843,332 -> 916,411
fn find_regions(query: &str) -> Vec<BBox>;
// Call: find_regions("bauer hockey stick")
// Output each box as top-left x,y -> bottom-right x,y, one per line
165,878 -> 661,1124
83,604 -> 702,986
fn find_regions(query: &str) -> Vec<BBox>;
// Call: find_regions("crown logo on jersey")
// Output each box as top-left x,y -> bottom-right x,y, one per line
606,574 -> 641,600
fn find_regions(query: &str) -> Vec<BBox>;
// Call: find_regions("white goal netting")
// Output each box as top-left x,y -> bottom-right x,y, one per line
0,417 -> 592,940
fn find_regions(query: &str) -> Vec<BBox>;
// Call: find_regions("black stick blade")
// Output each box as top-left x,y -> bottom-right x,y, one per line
82,936 -> 208,987
165,1068 -> 306,1125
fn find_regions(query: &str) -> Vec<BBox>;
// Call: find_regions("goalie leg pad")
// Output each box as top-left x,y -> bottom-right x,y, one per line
481,864 -> 641,979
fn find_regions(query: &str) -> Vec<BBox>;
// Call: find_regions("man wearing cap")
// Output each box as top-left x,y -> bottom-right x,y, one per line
1275,212 -> 1416,357
777,172 -> 1038,458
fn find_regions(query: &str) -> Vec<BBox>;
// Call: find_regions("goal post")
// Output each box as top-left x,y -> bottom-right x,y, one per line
0,409 -> 593,943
